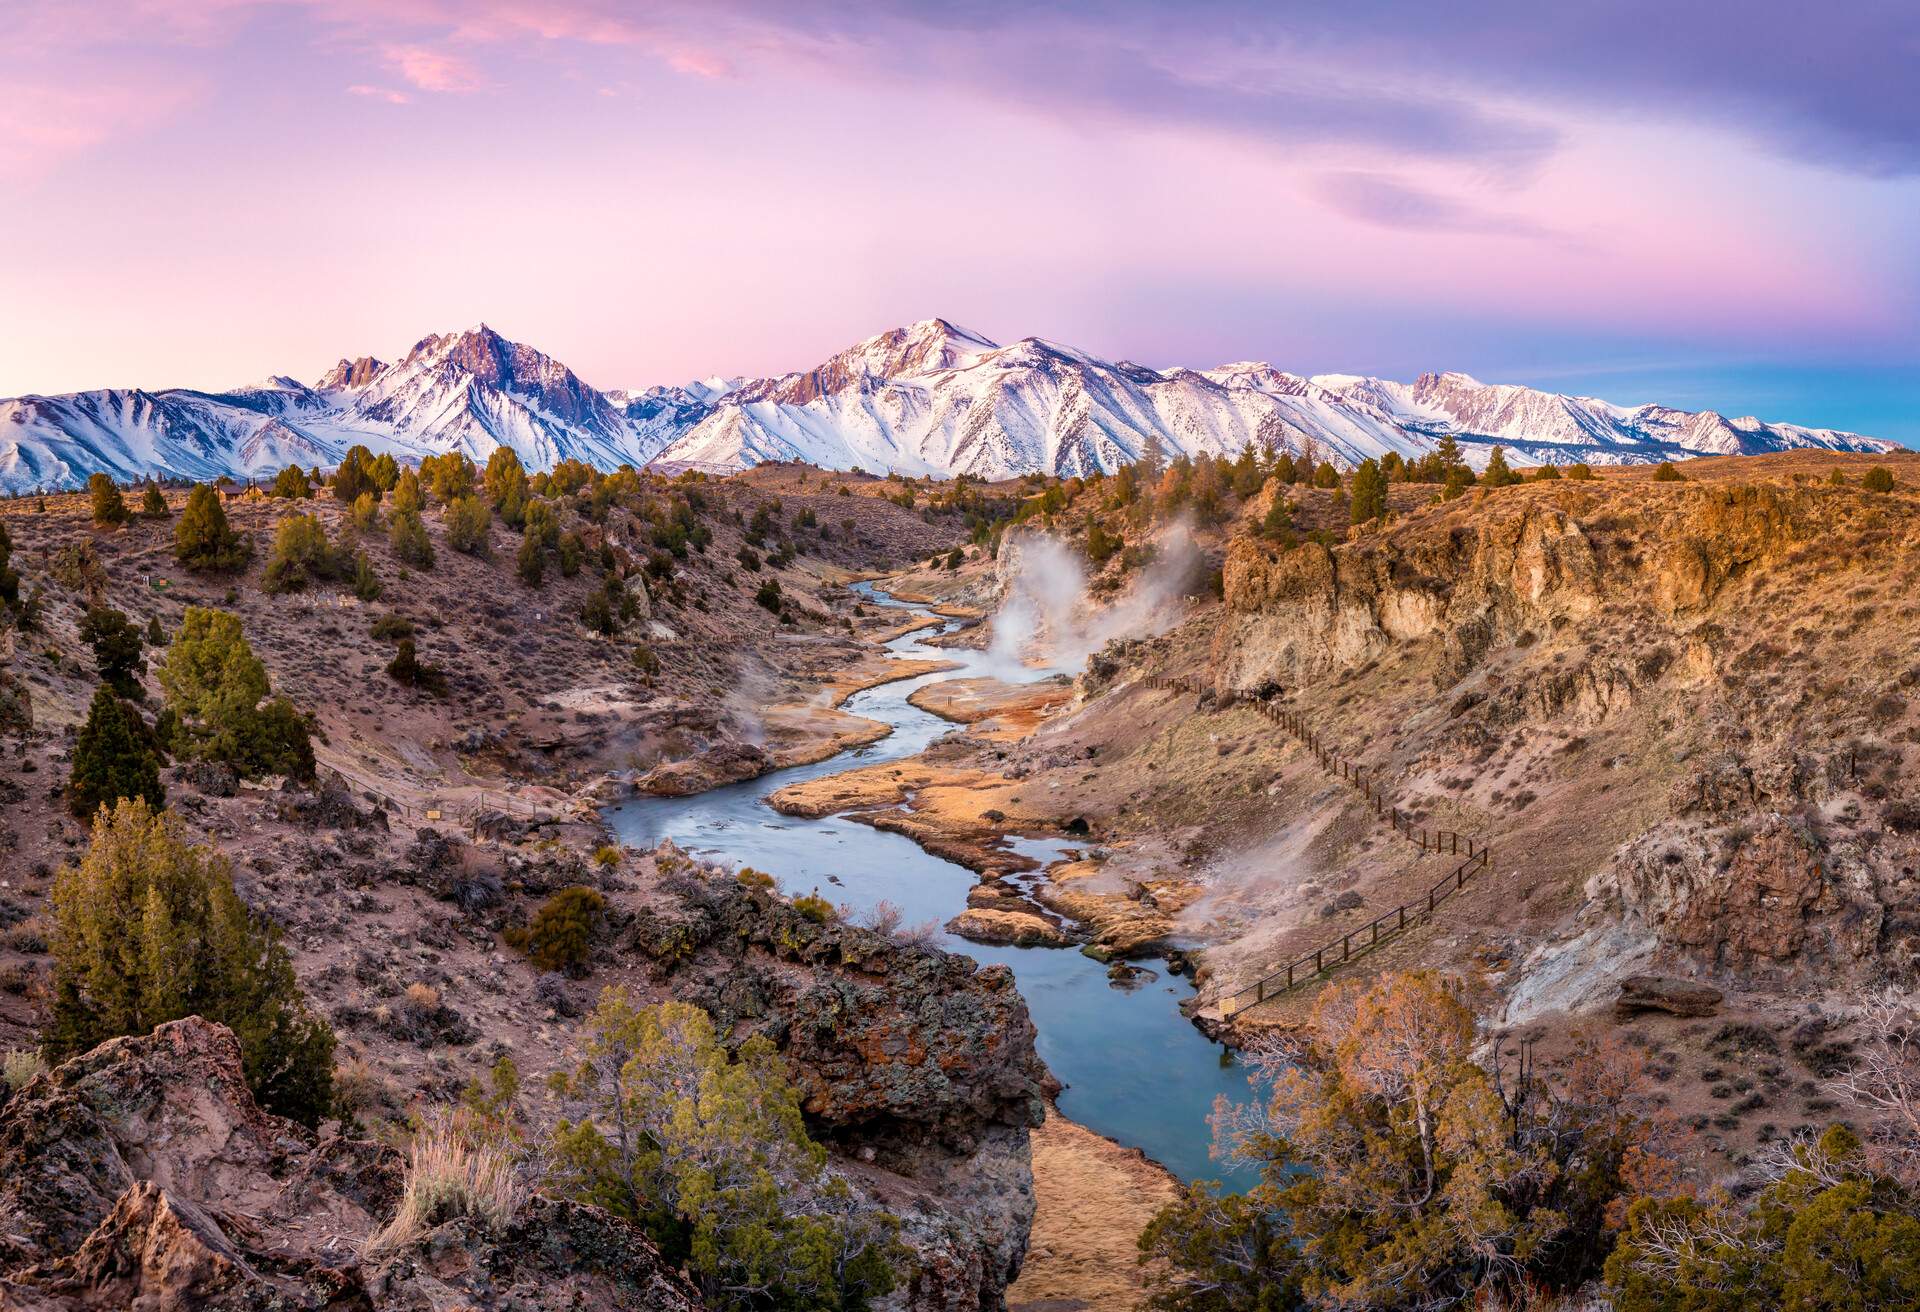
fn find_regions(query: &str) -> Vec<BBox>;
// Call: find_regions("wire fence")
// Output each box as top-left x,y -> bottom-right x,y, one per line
1141,673 -> 1493,1015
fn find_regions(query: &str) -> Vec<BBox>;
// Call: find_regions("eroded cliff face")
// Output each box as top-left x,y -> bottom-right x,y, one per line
1206,476 -> 1920,1003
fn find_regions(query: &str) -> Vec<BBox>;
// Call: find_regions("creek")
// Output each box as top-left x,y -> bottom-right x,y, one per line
607,582 -> 1255,1188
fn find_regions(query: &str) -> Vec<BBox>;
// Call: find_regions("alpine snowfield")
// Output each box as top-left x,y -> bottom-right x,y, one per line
0,320 -> 1897,492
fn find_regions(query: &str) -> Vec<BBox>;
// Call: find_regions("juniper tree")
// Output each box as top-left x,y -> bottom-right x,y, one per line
88,473 -> 129,526
173,484 -> 251,572
388,508 -> 434,569
139,481 -> 170,519
1349,458 -> 1388,524
332,444 -> 378,503
68,688 -> 163,817
445,496 -> 492,556
78,605 -> 146,698
1482,446 -> 1521,487
270,465 -> 313,499
156,607 -> 312,779
262,513 -> 344,593
47,798 -> 335,1125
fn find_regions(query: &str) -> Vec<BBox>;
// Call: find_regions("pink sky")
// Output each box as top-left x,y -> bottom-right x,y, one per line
3,1 -> 1916,437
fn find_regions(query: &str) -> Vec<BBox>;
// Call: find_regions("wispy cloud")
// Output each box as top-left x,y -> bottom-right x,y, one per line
1316,172 -> 1565,240
381,42 -> 486,93
346,83 -> 411,104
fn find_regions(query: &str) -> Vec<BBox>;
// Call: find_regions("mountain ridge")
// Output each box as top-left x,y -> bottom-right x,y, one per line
0,320 -> 1897,492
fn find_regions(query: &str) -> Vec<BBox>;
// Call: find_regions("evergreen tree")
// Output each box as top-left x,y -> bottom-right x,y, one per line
1443,464 -> 1475,501
351,490 -> 380,531
332,444 -> 378,503
139,481 -> 170,519
1482,446 -> 1521,487
517,531 -> 545,586
1349,458 -> 1388,524
1312,461 -> 1340,488
68,688 -> 163,818
388,508 -> 434,568
262,513 -> 344,593
47,799 -> 335,1125
1261,495 -> 1293,541
270,465 -> 313,499
173,484 -> 251,572
391,467 -> 425,514
550,992 -> 901,1310
1863,465 -> 1896,493
1568,463 -> 1596,480
445,495 -> 492,555
351,550 -> 381,601
78,605 -> 146,698
1653,461 -> 1685,482
88,472 -> 129,526
485,448 -> 529,514
369,451 -> 400,492
420,452 -> 477,502
156,607 -> 313,779
146,614 -> 167,647
1435,432 -> 1464,471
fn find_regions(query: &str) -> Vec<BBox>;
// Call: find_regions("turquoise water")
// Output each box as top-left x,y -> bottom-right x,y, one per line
606,582 -> 1256,1188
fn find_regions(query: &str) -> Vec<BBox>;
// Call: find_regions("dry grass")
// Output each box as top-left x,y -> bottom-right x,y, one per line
2,1048 -> 48,1092
363,1110 -> 525,1258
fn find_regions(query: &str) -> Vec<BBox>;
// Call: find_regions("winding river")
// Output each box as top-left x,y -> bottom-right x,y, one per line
607,582 -> 1254,1187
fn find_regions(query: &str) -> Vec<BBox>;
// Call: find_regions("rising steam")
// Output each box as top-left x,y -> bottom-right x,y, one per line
988,522 -> 1205,672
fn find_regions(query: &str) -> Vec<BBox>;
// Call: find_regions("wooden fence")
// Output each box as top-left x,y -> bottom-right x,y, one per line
1141,673 -> 1493,1014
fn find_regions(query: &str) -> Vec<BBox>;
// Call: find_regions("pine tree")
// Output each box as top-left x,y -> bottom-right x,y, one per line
391,468 -> 425,514
139,482 -> 169,519
146,615 -> 167,646
173,484 -> 251,572
369,451 -> 400,492
388,508 -> 434,568
445,496 -> 491,556
88,473 -> 129,527
1482,446 -> 1521,487
68,687 -> 164,818
47,798 -> 334,1125
1349,458 -> 1388,524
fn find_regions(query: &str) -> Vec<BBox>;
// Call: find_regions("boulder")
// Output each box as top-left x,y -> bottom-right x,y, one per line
946,907 -> 1072,948
1614,974 -> 1724,1018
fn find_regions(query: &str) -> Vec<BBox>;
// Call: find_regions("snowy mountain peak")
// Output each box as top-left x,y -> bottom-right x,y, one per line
0,319 -> 1900,493
317,356 -> 386,391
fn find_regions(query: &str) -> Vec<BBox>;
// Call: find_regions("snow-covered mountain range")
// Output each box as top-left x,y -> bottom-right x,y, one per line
0,320 -> 1897,492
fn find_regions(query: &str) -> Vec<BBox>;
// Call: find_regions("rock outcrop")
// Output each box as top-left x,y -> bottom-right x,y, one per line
1614,974 -> 1724,1017
0,1017 -> 701,1312
634,860 -> 1052,1308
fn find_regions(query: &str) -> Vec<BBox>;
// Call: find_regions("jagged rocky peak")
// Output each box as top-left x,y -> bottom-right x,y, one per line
317,355 -> 386,390
747,317 -> 999,405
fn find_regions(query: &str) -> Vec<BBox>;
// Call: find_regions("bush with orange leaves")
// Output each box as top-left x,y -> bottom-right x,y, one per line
1140,970 -> 1681,1311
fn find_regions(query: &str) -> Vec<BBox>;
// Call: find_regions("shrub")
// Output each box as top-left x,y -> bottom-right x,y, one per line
391,467 -> 425,514
522,497 -> 558,549
1532,463 -> 1562,481
755,578 -> 783,613
737,867 -> 775,891
445,496 -> 492,556
69,687 -> 164,817
145,615 -> 166,646
385,638 -> 447,695
549,993 -> 901,1310
592,845 -> 621,870
1442,464 -> 1474,500
371,612 -> 415,641
556,531 -> 583,577
351,490 -> 380,531
78,605 -> 145,698
1653,461 -> 1685,482
156,607 -> 314,779
516,532 -> 544,587
630,642 -> 660,675
46,799 -> 335,1124
270,465 -> 313,499
1828,468 -> 1849,487
507,887 -> 605,976
173,484 -> 251,572
351,550 -> 381,601
1568,462 -> 1596,480
263,513 -> 345,593
1312,461 -> 1340,489
1863,465 -> 1896,493
388,508 -> 434,568
0,522 -> 17,610
792,892 -> 834,923
88,472 -> 129,526
139,482 -> 169,519
737,544 -> 762,572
